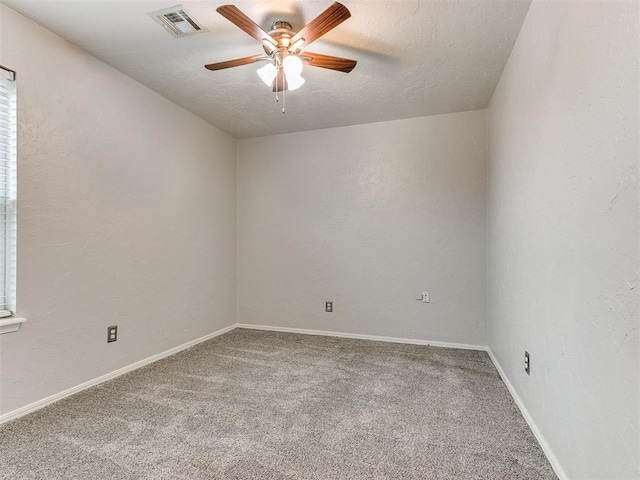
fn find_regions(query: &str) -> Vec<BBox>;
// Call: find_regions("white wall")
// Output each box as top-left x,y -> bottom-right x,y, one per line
0,5 -> 237,415
238,111 -> 487,346
488,1 -> 639,478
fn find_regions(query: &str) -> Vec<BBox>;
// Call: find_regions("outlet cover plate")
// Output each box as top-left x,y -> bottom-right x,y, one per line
107,325 -> 118,343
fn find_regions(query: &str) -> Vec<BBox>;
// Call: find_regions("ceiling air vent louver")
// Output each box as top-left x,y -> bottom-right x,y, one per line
149,6 -> 207,38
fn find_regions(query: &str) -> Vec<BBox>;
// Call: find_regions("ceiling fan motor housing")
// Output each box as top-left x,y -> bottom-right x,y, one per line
271,20 -> 293,32
265,20 -> 295,52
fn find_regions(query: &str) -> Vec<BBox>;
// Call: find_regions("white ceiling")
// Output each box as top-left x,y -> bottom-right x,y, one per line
4,0 -> 531,138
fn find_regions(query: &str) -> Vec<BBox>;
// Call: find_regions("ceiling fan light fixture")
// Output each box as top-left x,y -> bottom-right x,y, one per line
257,63 -> 277,87
285,72 -> 305,91
283,55 -> 303,77
282,55 -> 304,91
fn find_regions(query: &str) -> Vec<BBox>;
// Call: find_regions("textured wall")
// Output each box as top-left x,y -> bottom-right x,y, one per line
488,1 -> 639,478
0,6 -> 237,415
238,111 -> 487,346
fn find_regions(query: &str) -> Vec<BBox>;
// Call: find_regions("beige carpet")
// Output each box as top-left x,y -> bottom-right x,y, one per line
0,329 -> 556,479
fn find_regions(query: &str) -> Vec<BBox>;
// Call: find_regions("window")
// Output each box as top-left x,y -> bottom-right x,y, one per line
0,66 -> 17,320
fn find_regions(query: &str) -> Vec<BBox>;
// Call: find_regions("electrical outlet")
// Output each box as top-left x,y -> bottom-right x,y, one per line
325,301 -> 333,313
524,351 -> 530,375
107,325 -> 118,343
422,291 -> 430,303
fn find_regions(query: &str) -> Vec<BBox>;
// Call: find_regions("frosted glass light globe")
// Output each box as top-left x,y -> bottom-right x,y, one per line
257,63 -> 277,87
283,55 -> 303,77
286,73 -> 305,91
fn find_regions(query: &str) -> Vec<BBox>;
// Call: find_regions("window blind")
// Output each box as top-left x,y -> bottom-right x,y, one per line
0,67 -> 16,318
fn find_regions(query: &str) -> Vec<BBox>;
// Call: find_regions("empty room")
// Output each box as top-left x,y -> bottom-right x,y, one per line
0,0 -> 637,478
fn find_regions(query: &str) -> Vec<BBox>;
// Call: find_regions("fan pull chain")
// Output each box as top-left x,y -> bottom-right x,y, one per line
274,65 -> 279,103
282,82 -> 286,114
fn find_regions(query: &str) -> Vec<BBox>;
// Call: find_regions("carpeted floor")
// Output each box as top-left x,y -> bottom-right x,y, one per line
0,329 -> 556,479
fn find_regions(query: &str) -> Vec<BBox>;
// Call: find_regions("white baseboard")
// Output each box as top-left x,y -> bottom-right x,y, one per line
0,323 -> 237,425
236,323 -> 488,351
486,349 -> 568,480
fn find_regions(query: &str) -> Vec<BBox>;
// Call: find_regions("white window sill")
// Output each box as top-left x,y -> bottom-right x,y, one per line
0,317 -> 26,335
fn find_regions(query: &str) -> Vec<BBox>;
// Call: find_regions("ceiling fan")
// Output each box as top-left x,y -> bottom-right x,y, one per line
205,2 -> 357,95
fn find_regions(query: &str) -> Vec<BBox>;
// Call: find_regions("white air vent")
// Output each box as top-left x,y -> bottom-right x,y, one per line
149,6 -> 207,37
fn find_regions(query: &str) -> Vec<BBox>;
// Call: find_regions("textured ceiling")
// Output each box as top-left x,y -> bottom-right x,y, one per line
3,0 -> 531,138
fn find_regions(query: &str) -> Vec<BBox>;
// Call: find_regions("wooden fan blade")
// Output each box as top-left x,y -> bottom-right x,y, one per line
289,2 -> 351,50
216,5 -> 277,46
272,69 -> 288,92
301,51 -> 356,73
205,55 -> 265,71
